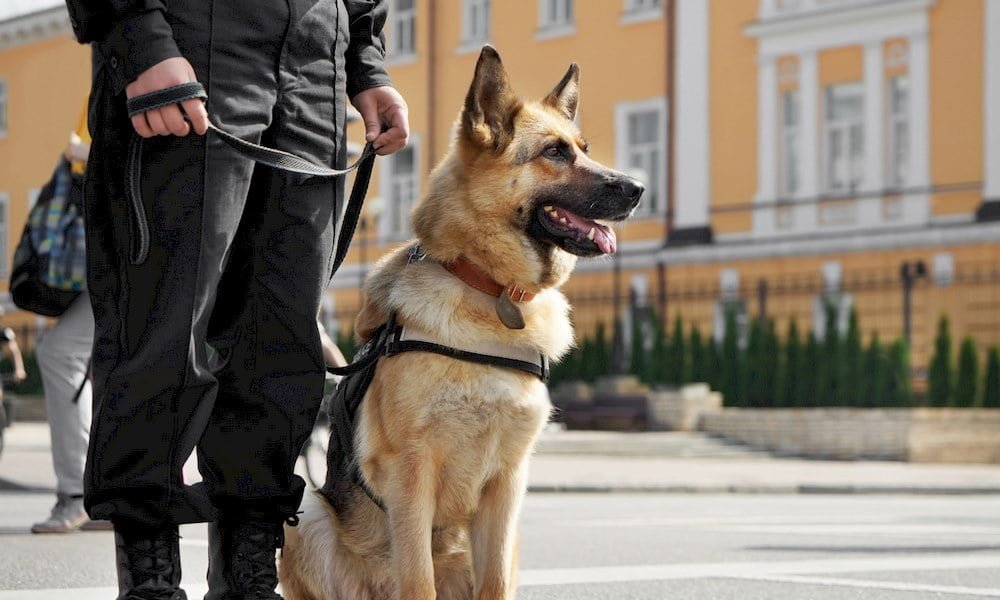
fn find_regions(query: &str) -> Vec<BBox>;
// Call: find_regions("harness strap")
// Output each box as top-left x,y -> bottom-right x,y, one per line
386,326 -> 549,383
124,83 -> 376,270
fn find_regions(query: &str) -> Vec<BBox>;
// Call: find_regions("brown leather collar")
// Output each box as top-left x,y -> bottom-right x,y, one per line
440,256 -> 535,303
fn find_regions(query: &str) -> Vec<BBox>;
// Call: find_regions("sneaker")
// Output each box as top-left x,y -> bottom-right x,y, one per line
31,494 -> 89,534
80,519 -> 114,531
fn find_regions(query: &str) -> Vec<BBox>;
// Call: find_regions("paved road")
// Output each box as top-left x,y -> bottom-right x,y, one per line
2,492 -> 999,599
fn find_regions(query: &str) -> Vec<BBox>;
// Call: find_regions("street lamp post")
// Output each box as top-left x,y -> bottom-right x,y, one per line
900,260 -> 927,347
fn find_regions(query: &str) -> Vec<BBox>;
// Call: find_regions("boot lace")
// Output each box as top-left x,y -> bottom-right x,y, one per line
230,526 -> 282,599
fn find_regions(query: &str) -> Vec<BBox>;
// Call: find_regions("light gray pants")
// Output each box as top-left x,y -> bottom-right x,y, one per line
37,293 -> 94,497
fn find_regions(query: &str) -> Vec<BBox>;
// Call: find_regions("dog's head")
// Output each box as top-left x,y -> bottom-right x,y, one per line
413,46 -> 643,290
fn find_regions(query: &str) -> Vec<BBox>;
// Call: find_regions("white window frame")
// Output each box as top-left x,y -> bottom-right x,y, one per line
621,0 -> 663,24
460,0 -> 491,48
823,82 -> 865,195
537,0 -> 574,40
0,79 -> 8,139
887,74 -> 910,190
779,90 -> 800,197
387,0 -> 416,64
379,135 -> 420,240
616,98 -> 668,218
0,193 -> 8,278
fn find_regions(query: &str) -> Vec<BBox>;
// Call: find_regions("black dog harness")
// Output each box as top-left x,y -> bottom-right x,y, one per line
319,256 -> 550,512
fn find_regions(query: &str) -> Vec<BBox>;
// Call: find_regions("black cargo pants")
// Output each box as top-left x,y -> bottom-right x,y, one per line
83,0 -> 350,529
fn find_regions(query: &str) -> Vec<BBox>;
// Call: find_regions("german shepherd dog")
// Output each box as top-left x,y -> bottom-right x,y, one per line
279,46 -> 643,600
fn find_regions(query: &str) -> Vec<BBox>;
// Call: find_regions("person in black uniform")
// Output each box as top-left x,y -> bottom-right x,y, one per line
62,1 -> 408,598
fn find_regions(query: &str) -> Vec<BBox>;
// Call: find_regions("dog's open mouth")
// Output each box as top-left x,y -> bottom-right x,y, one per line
534,205 -> 618,256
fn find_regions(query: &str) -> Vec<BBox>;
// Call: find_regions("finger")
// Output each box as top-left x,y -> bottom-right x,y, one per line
181,98 -> 210,135
146,109 -> 171,136
373,126 -> 408,155
374,137 -> 407,156
161,104 -> 190,136
359,103 -> 381,142
132,114 -> 155,138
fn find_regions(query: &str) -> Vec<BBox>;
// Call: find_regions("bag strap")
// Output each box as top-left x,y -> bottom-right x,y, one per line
70,357 -> 91,404
125,82 -> 377,273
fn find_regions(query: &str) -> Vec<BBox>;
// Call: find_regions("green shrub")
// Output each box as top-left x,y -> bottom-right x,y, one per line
776,319 -> 801,407
860,334 -> 886,408
887,339 -> 912,407
818,301 -> 844,405
689,325 -> 708,384
743,318 -> 764,407
844,308 -> 862,406
928,315 -> 954,407
955,336 -> 980,408
721,308 -> 741,406
984,347 -> 1000,408
801,331 -> 820,407
665,315 -> 687,385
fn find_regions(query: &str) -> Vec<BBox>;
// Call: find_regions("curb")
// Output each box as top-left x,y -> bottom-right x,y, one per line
527,483 -> 1000,495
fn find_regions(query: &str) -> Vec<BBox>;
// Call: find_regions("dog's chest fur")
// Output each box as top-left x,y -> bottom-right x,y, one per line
355,246 -> 573,519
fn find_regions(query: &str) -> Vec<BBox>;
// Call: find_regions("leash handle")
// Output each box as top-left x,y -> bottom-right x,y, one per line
125,83 -> 377,268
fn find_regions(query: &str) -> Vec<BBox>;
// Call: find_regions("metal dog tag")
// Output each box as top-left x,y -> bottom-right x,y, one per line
495,293 -> 525,330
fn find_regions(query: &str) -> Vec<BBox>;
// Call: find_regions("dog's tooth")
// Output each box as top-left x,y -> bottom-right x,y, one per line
545,205 -> 554,212
587,228 -> 596,240
560,217 -> 569,225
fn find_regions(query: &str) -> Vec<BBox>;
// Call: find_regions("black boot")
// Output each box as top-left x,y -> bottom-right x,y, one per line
114,525 -> 187,600
205,519 -> 285,600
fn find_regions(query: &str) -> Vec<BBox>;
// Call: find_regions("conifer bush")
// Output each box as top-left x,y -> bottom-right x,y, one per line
984,347 -> 1000,408
721,308 -> 741,406
928,315 -> 954,407
887,339 -> 912,407
955,336 -> 980,408
801,331 -> 820,407
776,319 -> 801,407
844,308 -> 862,406
689,325 -> 708,384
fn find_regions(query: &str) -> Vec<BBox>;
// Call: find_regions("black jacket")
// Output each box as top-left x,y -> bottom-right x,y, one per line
64,0 -> 392,97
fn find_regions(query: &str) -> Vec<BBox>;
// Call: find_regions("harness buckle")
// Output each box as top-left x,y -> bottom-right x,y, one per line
406,244 -> 426,266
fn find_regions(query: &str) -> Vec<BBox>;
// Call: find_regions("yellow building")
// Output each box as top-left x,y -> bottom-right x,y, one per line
1,0 -> 998,376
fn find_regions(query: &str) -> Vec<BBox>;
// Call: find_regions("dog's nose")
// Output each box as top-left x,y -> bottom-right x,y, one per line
619,178 -> 644,204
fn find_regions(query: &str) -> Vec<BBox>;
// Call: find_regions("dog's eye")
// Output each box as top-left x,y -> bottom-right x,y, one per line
543,145 -> 565,161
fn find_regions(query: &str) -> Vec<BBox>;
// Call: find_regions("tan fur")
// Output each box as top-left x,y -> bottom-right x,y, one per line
281,47 -> 626,600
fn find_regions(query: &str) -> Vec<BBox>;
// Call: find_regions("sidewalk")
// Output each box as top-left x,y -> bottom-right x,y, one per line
4,422 -> 1000,495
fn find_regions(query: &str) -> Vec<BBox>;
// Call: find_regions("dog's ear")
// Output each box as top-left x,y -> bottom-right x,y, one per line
462,46 -> 520,151
544,63 -> 580,122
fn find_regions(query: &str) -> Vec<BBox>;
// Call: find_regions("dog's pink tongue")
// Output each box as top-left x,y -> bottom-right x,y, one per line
560,210 -> 618,255
594,226 -> 617,255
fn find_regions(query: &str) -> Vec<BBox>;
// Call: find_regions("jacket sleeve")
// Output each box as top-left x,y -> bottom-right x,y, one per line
65,1 -> 182,95
344,0 -> 393,99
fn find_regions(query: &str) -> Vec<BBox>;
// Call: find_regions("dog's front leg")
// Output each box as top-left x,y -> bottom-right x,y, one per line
470,461 -> 528,600
385,454 -> 437,600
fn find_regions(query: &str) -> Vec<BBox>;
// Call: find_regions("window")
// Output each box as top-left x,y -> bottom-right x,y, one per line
617,100 -> 667,217
0,193 -> 7,277
462,0 -> 491,44
539,0 -> 573,30
887,75 -> 909,189
383,143 -> 419,238
622,0 -> 662,24
780,90 -> 800,197
0,79 -> 7,138
824,83 -> 864,194
389,0 -> 416,58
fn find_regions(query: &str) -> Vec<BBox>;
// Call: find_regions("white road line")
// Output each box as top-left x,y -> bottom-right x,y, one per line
517,553 -> 1000,587
5,554 -> 999,598
735,574 -> 1000,598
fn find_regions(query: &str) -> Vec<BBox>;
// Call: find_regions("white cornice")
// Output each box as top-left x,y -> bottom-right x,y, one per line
0,7 -> 72,52
748,0 -> 933,38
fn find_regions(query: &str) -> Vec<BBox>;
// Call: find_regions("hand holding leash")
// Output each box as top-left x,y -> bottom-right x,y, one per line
125,57 -> 209,138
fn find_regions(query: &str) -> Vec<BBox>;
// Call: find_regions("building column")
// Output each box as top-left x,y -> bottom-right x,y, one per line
753,54 -> 778,237
796,50 -> 820,233
979,0 -> 1000,220
859,41 -> 885,227
670,0 -> 713,244
908,31 -> 931,224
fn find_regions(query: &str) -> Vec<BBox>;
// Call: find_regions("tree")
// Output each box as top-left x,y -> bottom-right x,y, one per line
801,331 -> 820,407
761,320 -> 780,408
594,321 -> 611,379
928,315 -> 954,407
955,336 -> 980,408
777,319 -> 802,407
983,347 -> 1000,408
886,339 -> 911,407
743,317 -> 764,407
689,325 -> 708,384
721,308 -> 741,406
843,308 -> 863,406
665,315 -> 687,385
649,314 -> 668,385
629,310 -> 652,383
860,333 -> 886,408
706,334 -> 722,391
817,300 -> 843,405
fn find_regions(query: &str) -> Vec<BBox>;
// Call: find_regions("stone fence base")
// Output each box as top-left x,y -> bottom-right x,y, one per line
700,408 -> 1000,463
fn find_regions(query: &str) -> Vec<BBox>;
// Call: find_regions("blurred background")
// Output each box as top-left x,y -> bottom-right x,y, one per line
0,0 -> 998,453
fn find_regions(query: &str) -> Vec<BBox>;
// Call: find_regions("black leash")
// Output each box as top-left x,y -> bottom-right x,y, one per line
125,82 -> 377,272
